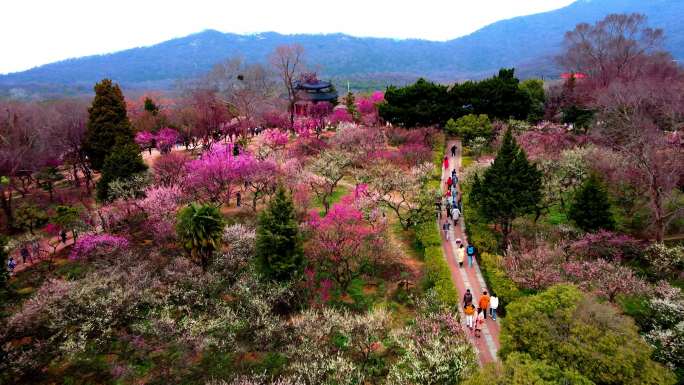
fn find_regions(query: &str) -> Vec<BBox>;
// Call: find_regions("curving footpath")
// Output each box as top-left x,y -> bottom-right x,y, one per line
439,139 -> 500,365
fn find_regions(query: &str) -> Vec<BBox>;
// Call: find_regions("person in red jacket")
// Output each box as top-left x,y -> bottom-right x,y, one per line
443,156 -> 449,170
446,176 -> 453,189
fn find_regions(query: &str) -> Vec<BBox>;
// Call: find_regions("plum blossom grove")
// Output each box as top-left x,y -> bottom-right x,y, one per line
1,15 -> 684,385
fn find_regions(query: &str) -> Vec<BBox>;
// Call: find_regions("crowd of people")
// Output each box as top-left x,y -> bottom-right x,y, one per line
441,144 -> 499,338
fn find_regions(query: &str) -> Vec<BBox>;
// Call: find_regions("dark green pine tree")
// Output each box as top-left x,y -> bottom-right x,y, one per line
255,186 -> 304,282
471,127 -> 542,250
96,143 -> 148,201
83,79 -> 136,170
568,174 -> 615,232
143,97 -> 159,116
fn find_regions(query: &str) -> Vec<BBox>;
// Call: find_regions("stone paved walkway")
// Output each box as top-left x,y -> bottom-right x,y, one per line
439,139 -> 500,365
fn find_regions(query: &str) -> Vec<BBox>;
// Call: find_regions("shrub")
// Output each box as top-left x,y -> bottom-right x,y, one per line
464,352 -> 594,385
445,114 -> 493,145
500,284 -> 676,385
423,246 -> 458,310
643,243 -> 684,279
387,311 -> 478,384
68,234 -> 129,261
568,230 -> 644,262
479,253 -> 524,316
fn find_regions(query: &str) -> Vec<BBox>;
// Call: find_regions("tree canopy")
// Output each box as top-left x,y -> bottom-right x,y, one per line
500,284 -> 676,385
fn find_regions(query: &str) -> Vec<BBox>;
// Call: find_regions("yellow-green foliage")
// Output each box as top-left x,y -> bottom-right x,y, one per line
500,284 -> 677,385
416,221 -> 458,310
424,246 -> 458,310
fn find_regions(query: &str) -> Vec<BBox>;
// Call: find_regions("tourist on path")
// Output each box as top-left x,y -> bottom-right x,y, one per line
452,206 -> 461,225
479,290 -> 490,320
456,243 -> 465,268
467,244 -> 476,268
463,288 -> 473,306
446,177 -> 453,189
31,240 -> 40,261
474,308 -> 485,338
443,156 -> 449,169
490,294 -> 499,321
60,230 -> 68,244
20,245 -> 30,264
451,144 -> 457,157
446,201 -> 452,219
464,303 -> 475,329
7,256 -> 16,276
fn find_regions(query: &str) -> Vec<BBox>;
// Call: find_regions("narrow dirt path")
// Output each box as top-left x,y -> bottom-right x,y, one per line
439,139 -> 501,365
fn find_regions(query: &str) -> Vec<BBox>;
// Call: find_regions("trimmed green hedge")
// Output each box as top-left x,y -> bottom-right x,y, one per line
424,245 -> 458,309
478,252 -> 524,316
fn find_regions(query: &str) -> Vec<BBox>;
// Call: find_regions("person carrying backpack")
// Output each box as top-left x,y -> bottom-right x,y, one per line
466,244 -> 476,267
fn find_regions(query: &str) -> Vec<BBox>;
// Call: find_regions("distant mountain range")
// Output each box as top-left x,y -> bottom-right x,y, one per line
1,0 -> 682,98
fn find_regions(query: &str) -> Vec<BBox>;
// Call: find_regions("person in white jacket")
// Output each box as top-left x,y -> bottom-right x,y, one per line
490,295 -> 499,321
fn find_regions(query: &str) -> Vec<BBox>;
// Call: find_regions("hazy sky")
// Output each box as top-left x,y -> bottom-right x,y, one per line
1,0 -> 575,74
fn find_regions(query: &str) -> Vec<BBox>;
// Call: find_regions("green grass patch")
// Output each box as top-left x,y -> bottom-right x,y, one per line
461,156 -> 473,169
312,185 -> 350,215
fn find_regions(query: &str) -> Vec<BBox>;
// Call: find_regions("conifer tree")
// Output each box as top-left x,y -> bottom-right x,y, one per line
255,186 -> 304,281
96,143 -> 147,201
568,174 -> 615,232
471,128 -> 542,250
345,91 -> 359,121
83,79 -> 135,170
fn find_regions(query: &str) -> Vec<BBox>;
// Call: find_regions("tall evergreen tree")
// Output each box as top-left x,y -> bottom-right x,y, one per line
568,174 -> 615,232
96,143 -> 147,201
255,186 -> 304,281
471,128 -> 542,250
83,79 -> 135,170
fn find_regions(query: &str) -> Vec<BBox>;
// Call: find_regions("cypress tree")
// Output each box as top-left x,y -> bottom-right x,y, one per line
83,79 -> 135,170
96,143 -> 147,201
568,174 -> 615,232
255,186 -> 304,281
471,127 -> 542,250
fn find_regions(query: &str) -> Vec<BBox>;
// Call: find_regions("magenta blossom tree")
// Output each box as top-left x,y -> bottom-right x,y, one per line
155,128 -> 180,154
562,258 -> 648,302
185,143 -> 253,206
69,234 -> 128,261
138,185 -> 186,242
135,131 -> 156,154
305,195 -> 387,292
327,108 -> 354,126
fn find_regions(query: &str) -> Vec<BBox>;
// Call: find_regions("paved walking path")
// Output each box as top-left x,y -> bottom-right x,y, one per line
439,139 -> 500,365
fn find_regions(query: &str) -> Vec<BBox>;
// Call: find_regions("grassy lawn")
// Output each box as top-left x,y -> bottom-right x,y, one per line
311,184 -> 351,214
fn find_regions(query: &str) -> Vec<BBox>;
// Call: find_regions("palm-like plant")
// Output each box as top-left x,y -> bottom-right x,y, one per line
176,202 -> 225,271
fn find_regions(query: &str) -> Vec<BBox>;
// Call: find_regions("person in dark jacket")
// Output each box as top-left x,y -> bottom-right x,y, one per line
463,288 -> 473,306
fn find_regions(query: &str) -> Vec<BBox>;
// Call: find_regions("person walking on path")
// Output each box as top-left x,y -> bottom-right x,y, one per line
435,198 -> 442,219
479,290 -> 490,320
451,144 -> 457,157
474,308 -> 485,338
20,245 -> 30,264
7,256 -> 16,276
442,222 -> 451,241
456,243 -> 465,268
446,176 -> 453,190
452,206 -> 461,226
443,156 -> 449,170
451,168 -> 457,181
490,294 -> 499,321
60,229 -> 68,244
464,303 -> 476,329
463,288 -> 473,306
446,201 -> 452,219
467,244 -> 476,268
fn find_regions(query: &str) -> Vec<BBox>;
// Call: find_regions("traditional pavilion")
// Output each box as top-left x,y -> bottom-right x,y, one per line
293,78 -> 338,116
